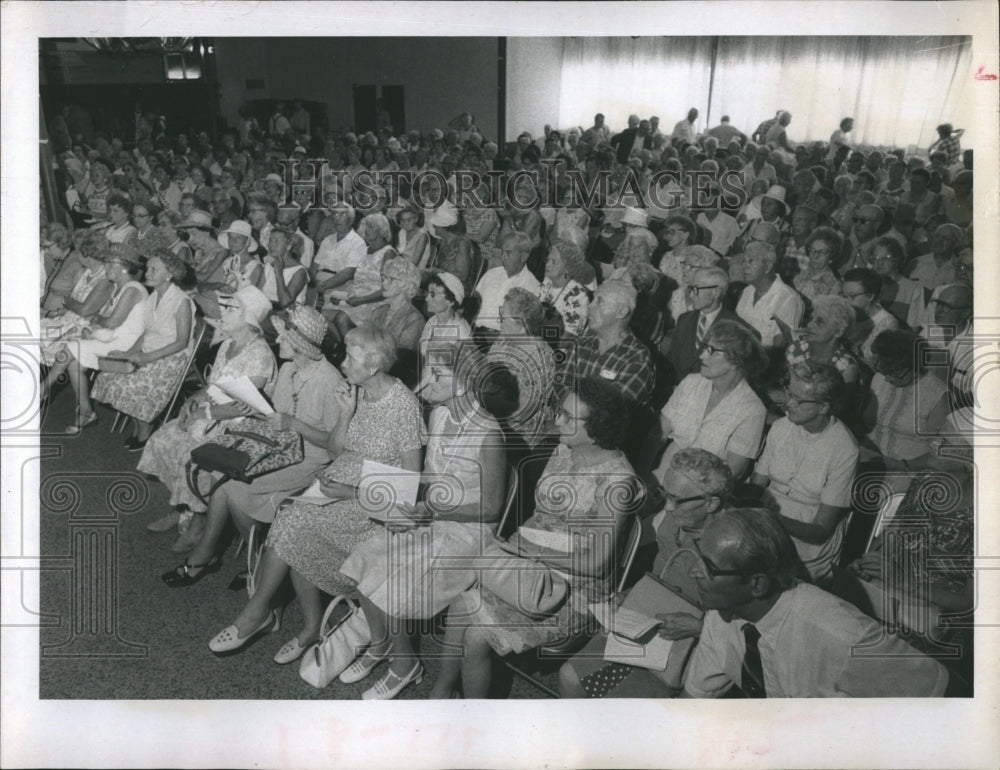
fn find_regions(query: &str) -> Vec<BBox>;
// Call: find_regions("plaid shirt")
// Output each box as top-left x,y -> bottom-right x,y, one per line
936,134 -> 962,165
557,330 -> 655,407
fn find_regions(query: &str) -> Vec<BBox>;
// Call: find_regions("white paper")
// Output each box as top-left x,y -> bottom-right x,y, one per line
213,376 -> 274,414
205,384 -> 234,404
358,460 -> 421,520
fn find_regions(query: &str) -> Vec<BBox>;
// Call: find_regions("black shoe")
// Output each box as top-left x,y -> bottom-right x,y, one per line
228,570 -> 249,592
124,436 -> 148,451
161,556 -> 222,588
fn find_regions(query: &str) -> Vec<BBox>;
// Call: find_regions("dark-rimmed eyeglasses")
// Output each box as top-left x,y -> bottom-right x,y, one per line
687,284 -> 720,296
782,386 -> 823,408
930,299 -> 971,312
663,492 -> 707,507
690,539 -> 751,579
700,342 -> 725,356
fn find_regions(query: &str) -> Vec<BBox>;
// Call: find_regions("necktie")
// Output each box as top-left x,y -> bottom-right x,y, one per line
696,313 -> 709,347
741,623 -> 766,698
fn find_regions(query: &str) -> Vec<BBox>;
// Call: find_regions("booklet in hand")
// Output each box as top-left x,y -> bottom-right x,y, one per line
358,460 -> 421,522
207,376 -> 275,415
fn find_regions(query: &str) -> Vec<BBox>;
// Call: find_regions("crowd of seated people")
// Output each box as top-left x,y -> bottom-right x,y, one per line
38,98 -> 976,698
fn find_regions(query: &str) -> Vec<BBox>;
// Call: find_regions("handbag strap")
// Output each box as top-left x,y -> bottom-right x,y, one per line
319,596 -> 357,640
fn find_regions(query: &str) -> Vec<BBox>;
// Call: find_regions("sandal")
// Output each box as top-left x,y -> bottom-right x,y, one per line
161,555 -> 221,588
64,411 -> 98,435
338,646 -> 391,684
362,661 -> 424,700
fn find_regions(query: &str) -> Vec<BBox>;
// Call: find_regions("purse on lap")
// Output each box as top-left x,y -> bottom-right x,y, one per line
299,596 -> 372,689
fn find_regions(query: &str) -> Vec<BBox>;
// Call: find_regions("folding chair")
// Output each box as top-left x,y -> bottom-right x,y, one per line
501,515 -> 644,698
110,317 -> 207,433
864,491 -> 907,552
493,463 -> 520,539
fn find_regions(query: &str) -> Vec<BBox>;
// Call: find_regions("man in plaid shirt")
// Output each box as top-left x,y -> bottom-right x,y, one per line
556,279 -> 655,408
929,123 -> 964,166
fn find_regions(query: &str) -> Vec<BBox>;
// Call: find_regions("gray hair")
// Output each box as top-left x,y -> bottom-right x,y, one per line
360,212 -> 392,243
671,448 -> 733,498
789,360 -> 845,406
811,295 -> 855,338
549,241 -> 591,285
597,279 -> 638,315
502,287 -> 545,337
382,257 -> 422,300
693,265 -> 729,293
500,230 -> 532,256
345,323 -> 398,373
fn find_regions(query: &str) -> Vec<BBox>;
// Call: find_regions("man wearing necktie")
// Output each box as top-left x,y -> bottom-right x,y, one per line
677,508 -> 949,698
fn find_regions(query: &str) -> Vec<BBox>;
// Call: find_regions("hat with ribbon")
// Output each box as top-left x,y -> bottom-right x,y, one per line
272,304 -> 326,360
218,220 -> 259,253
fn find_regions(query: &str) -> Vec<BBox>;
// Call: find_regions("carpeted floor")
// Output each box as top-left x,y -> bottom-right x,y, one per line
37,388 -> 558,701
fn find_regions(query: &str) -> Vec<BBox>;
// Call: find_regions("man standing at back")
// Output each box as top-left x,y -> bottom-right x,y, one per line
672,108 -> 699,146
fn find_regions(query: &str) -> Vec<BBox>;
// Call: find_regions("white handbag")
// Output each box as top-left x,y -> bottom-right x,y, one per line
299,596 -> 372,689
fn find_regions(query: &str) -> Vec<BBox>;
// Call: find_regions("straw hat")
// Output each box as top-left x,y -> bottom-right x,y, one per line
272,304 -> 326,360
218,220 -> 259,253
761,185 -> 790,216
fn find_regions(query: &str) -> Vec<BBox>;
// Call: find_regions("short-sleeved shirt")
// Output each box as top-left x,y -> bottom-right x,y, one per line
313,228 -> 367,274
756,416 -> 858,581
655,374 -> 766,483
558,329 -> 655,407
696,212 -> 741,257
473,265 -> 542,331
869,372 -> 949,462
271,357 -> 344,464
683,582 -> 949,698
736,275 -> 805,347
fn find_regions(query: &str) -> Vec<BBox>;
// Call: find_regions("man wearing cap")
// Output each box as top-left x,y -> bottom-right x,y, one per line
557,279 -> 654,408
841,203 -> 886,271
312,201 -> 367,300
471,230 -> 541,338
735,240 -> 804,350
677,508 -> 949,698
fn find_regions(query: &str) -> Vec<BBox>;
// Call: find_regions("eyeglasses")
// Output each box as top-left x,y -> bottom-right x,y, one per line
700,342 -> 725,357
930,299 -> 971,312
871,254 -> 896,264
806,247 -> 831,257
783,386 -> 824,408
663,492 -> 707,507
687,284 -> 719,296
133,212 -> 152,219
691,539 -> 750,579
665,227 -> 687,235
555,405 -> 585,422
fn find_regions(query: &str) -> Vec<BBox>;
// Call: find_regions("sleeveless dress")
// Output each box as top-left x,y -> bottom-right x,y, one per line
135,337 -> 277,511
91,282 -> 196,423
40,266 -> 111,364
72,280 -> 148,370
260,263 -> 308,306
339,404 -> 500,618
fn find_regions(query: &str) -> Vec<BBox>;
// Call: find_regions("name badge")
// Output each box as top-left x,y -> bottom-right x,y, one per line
599,368 -> 618,380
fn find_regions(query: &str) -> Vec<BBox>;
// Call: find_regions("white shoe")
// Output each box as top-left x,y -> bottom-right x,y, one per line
338,647 -> 390,684
362,661 -> 424,700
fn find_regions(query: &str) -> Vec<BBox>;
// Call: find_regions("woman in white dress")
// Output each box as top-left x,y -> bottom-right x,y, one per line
41,245 -> 147,433
259,229 -> 308,309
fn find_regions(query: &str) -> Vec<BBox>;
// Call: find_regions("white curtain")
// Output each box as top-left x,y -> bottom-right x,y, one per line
558,37 -> 715,133
708,36 -> 975,150
553,36 -> 975,149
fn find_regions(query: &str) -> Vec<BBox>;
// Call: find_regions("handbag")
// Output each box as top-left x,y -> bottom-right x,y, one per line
96,356 -> 136,374
472,548 -> 569,619
186,417 -> 304,504
299,596 -> 372,689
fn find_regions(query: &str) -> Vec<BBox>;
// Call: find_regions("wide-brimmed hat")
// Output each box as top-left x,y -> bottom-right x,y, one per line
176,210 -> 215,231
622,206 -> 650,228
272,304 -> 326,360
428,204 -> 460,230
218,220 -> 258,253
436,271 -> 466,305
221,285 -> 273,331
761,185 -> 790,216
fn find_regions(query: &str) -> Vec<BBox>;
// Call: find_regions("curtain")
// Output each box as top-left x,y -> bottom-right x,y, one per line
708,36 -> 974,149
558,37 -> 715,132
553,36 -> 974,149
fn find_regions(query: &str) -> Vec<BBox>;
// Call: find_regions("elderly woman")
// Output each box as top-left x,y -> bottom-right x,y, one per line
783,205 -> 821,274
396,208 -> 431,269
41,245 -> 147,429
430,378 -> 641,699
90,250 -> 195,444
370,257 -> 425,352
419,272 -> 472,363
325,213 -> 398,340
559,448 -> 733,698
653,320 -> 767,484
163,305 -> 344,574
751,361 -> 858,585
425,206 -> 474,292
43,227 -> 102,314
102,193 -> 138,246
462,176 -> 501,268
156,208 -> 194,264
861,329 -> 950,475
218,220 -> 263,293
868,236 -> 917,322
40,234 -> 113,363
539,241 -> 591,337
137,286 -> 277,534
498,174 -> 544,251
780,295 -> 860,386
487,288 -> 557,449
657,214 -> 699,281
336,347 -> 511,699
793,226 -> 843,302
132,202 -> 170,259
206,324 -> 423,659
259,229 -> 308,309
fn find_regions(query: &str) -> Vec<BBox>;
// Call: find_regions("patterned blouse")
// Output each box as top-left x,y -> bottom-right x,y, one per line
793,268 -> 842,303
539,277 -> 590,337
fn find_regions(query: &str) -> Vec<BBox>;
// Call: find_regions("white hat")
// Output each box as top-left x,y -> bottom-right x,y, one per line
292,145 -> 307,156
230,285 -> 272,330
762,185 -> 790,216
428,205 -> 460,230
218,220 -> 259,253
622,206 -> 650,228
265,172 -> 283,186
435,271 -> 465,305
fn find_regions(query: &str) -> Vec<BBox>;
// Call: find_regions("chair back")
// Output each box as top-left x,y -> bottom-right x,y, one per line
163,316 -> 207,422
614,516 -> 643,593
865,491 -> 907,552
494,462 -> 519,538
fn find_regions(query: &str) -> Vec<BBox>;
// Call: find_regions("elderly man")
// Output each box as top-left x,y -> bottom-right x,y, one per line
557,279 -> 654,408
559,448 -> 733,699
727,221 -> 780,285
735,240 -> 804,349
471,230 -> 541,336
931,283 -> 975,397
276,203 -> 315,270
672,108 -> 699,146
741,145 -> 777,196
678,507 -> 949,697
706,115 -> 744,146
666,266 -> 747,383
611,117 -> 652,164
312,201 -> 367,304
906,222 -> 963,291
